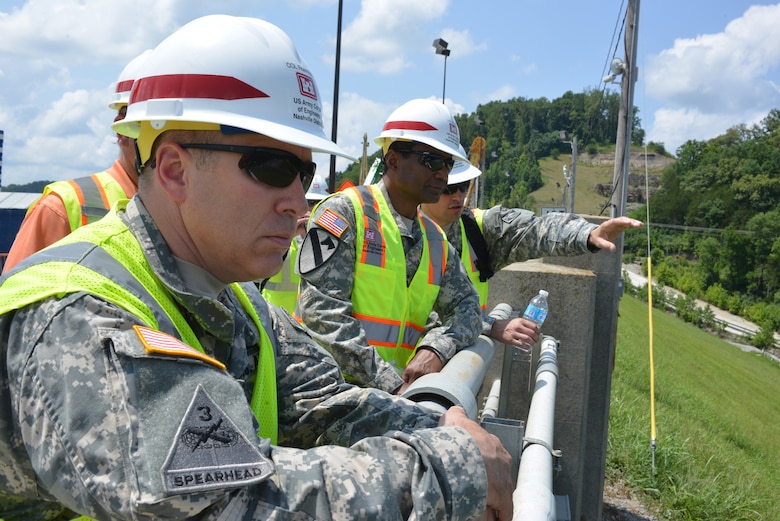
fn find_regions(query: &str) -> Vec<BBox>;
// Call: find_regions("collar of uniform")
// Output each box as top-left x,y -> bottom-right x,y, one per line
174,256 -> 225,300
377,179 -> 416,238
120,196 -> 236,342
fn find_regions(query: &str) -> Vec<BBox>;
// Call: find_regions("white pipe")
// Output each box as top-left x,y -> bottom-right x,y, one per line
480,379 -> 501,419
402,304 -> 513,419
513,336 -> 559,521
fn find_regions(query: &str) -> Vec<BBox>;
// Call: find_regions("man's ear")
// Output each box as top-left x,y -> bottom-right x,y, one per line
384,148 -> 400,172
154,142 -> 189,202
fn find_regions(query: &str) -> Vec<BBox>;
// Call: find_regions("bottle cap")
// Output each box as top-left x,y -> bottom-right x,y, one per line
540,290 -> 549,297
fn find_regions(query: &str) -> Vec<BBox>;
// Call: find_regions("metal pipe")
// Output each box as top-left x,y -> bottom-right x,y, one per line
513,335 -> 560,521
402,304 -> 513,419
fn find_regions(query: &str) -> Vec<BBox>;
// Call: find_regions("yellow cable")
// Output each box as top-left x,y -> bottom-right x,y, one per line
647,258 -> 657,443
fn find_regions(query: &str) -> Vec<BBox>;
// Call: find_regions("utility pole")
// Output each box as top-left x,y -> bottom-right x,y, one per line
559,131 -> 577,212
328,0 -> 344,193
610,0 -> 640,220
359,133 -> 368,185
0,129 -> 4,191
583,1 -> 640,520
568,136 -> 578,212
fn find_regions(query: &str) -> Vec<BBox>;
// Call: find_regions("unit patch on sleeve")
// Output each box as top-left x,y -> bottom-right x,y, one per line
134,325 -> 226,370
298,228 -> 340,274
161,385 -> 274,494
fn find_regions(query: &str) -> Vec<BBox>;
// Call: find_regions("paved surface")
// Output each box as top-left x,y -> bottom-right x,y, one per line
622,264 -> 780,363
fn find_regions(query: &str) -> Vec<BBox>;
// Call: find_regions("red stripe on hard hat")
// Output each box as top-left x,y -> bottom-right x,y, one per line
131,74 -> 269,103
382,120 -> 438,131
115,79 -> 134,93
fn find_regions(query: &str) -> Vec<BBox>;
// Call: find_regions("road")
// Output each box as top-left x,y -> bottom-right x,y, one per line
622,264 -> 780,363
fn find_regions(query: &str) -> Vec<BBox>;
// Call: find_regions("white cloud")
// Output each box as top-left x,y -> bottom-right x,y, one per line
646,3 -> 780,113
316,92 -> 398,173
6,86 -> 120,184
482,85 -> 517,104
337,0 -> 449,74
0,0 -> 180,62
646,106 -> 770,154
645,3 -> 780,155
437,28 -> 487,58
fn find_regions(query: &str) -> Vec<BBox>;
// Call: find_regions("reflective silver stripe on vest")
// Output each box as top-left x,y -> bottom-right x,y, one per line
72,175 -> 109,223
360,320 -> 400,346
4,241 -> 178,334
356,187 -> 384,267
401,324 -> 422,349
419,214 -> 445,286
358,319 -> 421,350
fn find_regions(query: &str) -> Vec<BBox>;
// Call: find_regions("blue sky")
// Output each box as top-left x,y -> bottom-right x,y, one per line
1,0 -> 779,187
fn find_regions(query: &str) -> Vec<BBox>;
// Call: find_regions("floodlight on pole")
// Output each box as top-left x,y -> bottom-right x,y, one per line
433,38 -> 450,104
602,57 -> 625,84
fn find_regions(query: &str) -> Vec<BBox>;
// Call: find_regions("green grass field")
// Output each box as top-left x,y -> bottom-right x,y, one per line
535,154 -> 614,216
533,151 -> 670,217
609,295 -> 780,520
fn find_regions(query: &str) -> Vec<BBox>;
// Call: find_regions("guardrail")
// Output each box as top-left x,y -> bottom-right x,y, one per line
625,269 -> 780,350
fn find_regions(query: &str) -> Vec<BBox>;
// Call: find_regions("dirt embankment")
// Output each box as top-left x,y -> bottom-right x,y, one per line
583,152 -> 675,171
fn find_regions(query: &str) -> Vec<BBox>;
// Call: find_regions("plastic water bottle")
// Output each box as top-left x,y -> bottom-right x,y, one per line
522,290 -> 549,327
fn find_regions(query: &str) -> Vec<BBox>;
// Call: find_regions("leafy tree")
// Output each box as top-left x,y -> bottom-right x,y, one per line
695,236 -> 722,289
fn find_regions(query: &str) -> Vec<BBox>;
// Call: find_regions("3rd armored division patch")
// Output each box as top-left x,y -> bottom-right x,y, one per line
161,385 -> 274,493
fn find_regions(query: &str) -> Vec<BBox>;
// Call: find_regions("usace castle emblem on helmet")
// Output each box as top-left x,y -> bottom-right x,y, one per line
297,73 -> 317,100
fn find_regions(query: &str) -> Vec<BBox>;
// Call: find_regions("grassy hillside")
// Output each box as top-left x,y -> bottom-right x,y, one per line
610,295 -> 780,520
532,150 -> 671,217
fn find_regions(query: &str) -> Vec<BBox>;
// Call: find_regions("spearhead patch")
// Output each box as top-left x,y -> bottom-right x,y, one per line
161,385 -> 274,494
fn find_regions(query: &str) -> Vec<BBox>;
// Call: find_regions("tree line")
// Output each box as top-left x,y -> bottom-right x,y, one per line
623,109 -> 780,346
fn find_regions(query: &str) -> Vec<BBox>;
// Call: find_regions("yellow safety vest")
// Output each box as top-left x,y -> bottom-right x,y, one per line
29,170 -> 132,230
460,208 -> 489,309
0,203 -> 278,443
261,239 -> 300,314
344,185 -> 447,370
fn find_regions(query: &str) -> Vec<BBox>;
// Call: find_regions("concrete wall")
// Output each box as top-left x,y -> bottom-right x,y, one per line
479,215 -> 620,521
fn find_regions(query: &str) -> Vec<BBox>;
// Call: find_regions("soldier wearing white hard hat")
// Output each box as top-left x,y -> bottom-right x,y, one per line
0,16 -> 513,521
296,98 -> 487,400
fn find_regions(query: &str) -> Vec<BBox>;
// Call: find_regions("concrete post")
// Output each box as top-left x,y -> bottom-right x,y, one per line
480,215 -> 619,521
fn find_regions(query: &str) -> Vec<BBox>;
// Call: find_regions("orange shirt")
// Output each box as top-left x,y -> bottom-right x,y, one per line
2,160 -> 137,274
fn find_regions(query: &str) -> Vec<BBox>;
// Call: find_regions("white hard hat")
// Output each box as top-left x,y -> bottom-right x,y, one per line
113,15 -> 356,166
374,99 -> 468,161
108,49 -> 153,110
306,174 -> 330,200
448,160 -> 482,184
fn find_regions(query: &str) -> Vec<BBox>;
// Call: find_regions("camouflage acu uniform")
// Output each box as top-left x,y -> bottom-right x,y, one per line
296,181 -> 482,393
448,205 -> 598,333
0,197 -> 488,520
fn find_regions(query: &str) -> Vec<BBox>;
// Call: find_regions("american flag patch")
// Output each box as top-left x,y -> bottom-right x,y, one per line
315,208 -> 349,238
134,325 -> 226,370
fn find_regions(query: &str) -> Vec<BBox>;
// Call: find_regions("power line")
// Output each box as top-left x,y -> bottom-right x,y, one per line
644,222 -> 755,235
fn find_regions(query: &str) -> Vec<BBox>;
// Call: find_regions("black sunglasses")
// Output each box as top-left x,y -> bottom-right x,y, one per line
179,143 -> 316,191
442,181 -> 471,195
395,149 -> 455,173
